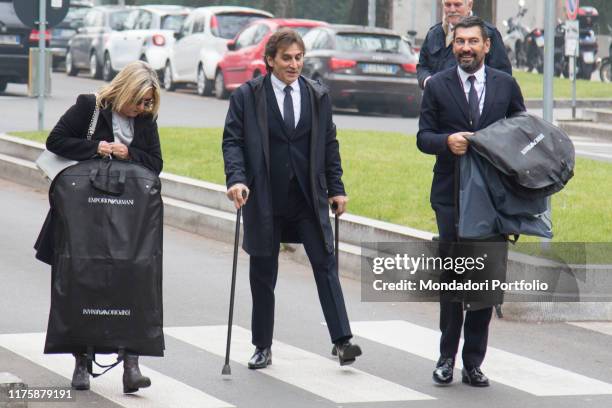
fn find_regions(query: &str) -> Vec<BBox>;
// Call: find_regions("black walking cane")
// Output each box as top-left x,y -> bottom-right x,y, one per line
331,202 -> 339,267
222,190 -> 247,376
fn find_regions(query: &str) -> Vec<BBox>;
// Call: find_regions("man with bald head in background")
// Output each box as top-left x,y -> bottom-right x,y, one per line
417,0 -> 511,89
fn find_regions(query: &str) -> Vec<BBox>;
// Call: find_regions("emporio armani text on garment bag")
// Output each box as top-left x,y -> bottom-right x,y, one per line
44,158 -> 164,358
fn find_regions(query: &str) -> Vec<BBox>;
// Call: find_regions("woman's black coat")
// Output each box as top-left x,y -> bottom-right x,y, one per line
34,94 -> 163,264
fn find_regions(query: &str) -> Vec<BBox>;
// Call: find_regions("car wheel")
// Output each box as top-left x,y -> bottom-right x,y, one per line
197,65 -> 213,96
102,53 -> 115,82
163,62 -> 175,91
65,50 -> 78,76
215,70 -> 228,99
89,52 -> 101,79
0,79 -> 7,93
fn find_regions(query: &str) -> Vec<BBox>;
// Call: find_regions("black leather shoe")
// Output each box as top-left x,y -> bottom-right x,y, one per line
462,367 -> 490,387
432,357 -> 455,385
334,340 -> 362,366
248,347 -> 272,369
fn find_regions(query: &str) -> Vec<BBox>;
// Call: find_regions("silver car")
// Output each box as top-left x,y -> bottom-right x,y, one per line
65,5 -> 131,79
164,6 -> 272,96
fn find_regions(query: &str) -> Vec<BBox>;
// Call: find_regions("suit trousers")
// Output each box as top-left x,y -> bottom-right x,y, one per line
249,179 -> 352,348
434,202 -> 493,369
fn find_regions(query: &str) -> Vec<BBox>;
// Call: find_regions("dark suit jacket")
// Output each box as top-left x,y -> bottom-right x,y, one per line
35,94 -> 163,265
417,21 -> 512,89
416,65 -> 525,206
222,74 -> 345,257
46,94 -> 163,174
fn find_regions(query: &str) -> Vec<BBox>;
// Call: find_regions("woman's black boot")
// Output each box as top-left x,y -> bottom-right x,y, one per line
122,354 -> 151,393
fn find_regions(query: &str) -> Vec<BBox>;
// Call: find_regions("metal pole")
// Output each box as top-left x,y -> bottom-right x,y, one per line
431,0 -> 438,27
542,0 -> 555,248
571,55 -> 577,118
368,0 -> 376,27
38,0 -> 46,131
543,0 -> 555,123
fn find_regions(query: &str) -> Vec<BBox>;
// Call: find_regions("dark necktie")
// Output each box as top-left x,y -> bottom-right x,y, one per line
468,75 -> 480,128
283,85 -> 295,130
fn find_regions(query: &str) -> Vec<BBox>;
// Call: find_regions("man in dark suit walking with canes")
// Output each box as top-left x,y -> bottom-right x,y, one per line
417,16 -> 525,387
222,28 -> 362,369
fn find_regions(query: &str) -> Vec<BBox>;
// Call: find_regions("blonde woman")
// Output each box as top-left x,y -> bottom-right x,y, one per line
35,61 -> 163,393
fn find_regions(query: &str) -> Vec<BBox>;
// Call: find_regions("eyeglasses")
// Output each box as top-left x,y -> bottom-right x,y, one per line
136,98 -> 155,109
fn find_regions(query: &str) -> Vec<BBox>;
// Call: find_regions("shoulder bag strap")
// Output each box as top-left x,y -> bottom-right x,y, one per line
87,94 -> 100,141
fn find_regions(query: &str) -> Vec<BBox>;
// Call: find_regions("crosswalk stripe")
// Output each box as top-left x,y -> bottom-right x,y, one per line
351,320 -> 612,396
165,325 -> 434,403
0,332 -> 234,408
569,322 -> 612,336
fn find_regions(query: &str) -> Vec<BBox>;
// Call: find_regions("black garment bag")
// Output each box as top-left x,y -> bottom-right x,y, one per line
44,158 -> 164,358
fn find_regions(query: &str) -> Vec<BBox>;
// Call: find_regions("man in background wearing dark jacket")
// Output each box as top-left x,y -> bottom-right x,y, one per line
417,16 -> 525,388
417,0 -> 512,89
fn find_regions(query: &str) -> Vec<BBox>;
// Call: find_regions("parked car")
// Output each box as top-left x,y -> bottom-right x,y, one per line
65,5 -> 132,79
301,25 -> 421,117
216,18 -> 326,99
102,5 -> 191,82
0,0 -> 50,92
163,6 -> 272,95
49,0 -> 92,70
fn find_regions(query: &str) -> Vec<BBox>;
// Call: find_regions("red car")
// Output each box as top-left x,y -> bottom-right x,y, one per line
215,18 -> 326,98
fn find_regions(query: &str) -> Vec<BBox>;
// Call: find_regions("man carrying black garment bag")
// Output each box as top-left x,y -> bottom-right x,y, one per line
222,28 -> 362,369
417,16 -> 525,387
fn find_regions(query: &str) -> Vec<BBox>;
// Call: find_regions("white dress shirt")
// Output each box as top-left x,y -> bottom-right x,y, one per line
270,73 -> 301,126
457,64 -> 486,114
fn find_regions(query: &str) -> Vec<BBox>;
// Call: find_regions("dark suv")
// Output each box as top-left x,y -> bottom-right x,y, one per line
0,0 -> 48,92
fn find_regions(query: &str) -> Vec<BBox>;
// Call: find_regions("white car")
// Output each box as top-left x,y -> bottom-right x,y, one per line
102,5 -> 191,82
164,6 -> 272,96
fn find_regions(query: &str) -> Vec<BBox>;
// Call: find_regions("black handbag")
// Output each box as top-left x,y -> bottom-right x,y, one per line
44,158 -> 164,364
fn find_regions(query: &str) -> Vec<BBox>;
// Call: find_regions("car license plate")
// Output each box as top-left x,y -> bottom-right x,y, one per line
360,63 -> 397,75
0,35 -> 20,45
535,36 -> 544,47
583,51 -> 594,64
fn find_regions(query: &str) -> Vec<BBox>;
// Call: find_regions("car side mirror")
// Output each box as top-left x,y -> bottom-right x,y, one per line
227,40 -> 236,51
174,31 -> 183,40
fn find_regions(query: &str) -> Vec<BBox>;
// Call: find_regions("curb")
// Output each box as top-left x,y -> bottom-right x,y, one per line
525,99 -> 612,110
1,133 -> 610,322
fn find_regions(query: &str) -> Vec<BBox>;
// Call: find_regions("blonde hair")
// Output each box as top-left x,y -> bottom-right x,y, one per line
97,61 -> 161,117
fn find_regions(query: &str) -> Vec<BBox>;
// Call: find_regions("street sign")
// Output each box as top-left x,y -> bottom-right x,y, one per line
564,20 -> 579,57
13,0 -> 69,29
566,0 -> 579,21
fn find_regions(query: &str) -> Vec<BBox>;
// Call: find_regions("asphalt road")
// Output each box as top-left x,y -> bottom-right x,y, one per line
0,72 -> 418,134
1,71 -> 611,161
2,178 -> 612,408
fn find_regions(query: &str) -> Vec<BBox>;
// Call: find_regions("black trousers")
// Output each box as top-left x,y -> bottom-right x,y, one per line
249,179 -> 352,348
434,202 -> 493,369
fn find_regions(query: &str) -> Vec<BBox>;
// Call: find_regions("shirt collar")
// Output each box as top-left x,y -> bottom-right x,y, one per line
271,73 -> 300,94
457,63 -> 486,85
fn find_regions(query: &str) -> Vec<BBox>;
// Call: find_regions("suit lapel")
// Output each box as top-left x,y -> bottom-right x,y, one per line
478,66 -> 496,128
444,69 -> 470,125
99,108 -> 113,141
255,76 -> 270,176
